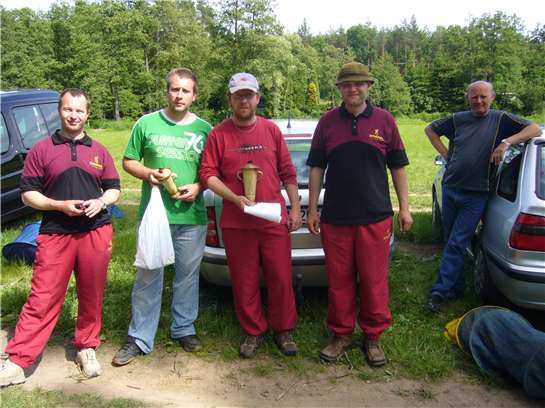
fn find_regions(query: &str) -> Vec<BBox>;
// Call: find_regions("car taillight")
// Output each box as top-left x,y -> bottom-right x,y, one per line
509,213 -> 545,251
206,207 -> 219,247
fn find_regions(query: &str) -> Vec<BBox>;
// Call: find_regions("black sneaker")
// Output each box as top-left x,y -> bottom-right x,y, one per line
176,335 -> 202,352
427,293 -> 445,312
112,339 -> 143,366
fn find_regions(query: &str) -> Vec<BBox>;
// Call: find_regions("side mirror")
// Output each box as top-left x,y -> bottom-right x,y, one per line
434,155 -> 446,166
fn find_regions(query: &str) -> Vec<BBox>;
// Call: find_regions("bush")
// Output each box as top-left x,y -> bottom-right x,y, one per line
411,112 -> 447,122
88,118 -> 134,130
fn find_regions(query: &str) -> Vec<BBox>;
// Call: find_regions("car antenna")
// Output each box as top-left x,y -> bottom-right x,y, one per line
287,111 -> 292,129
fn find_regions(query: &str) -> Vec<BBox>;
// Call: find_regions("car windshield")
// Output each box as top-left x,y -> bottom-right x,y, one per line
286,140 -> 311,187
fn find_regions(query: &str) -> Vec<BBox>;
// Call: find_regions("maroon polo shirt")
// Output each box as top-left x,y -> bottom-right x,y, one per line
307,103 -> 409,225
20,130 -> 120,234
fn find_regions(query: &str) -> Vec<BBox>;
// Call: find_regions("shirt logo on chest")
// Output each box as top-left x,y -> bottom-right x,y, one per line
89,156 -> 103,170
369,129 -> 384,142
235,144 -> 266,154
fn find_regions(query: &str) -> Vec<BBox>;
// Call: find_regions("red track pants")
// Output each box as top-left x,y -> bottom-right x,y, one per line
5,224 -> 113,368
222,224 -> 297,336
321,217 -> 392,340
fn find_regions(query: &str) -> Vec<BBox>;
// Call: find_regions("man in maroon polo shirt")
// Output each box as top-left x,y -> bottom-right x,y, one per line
0,88 -> 120,386
307,62 -> 413,366
200,73 -> 301,359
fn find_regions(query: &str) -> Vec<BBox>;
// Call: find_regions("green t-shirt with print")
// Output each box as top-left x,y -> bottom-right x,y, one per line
124,110 -> 211,225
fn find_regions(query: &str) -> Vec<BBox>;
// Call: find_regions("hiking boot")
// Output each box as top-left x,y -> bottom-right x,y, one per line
0,358 -> 25,387
76,348 -> 102,378
177,335 -> 202,352
363,339 -> 386,367
273,331 -> 298,356
319,335 -> 353,362
427,293 -> 445,312
239,335 -> 264,359
112,339 -> 143,367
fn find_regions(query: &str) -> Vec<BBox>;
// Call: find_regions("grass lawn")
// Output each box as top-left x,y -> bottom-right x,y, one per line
1,118 -> 489,405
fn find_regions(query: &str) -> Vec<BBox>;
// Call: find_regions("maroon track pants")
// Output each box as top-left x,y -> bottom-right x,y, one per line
5,224 -> 113,368
321,217 -> 392,340
222,224 -> 297,336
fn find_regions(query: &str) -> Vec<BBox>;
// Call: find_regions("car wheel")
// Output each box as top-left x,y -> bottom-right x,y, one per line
473,244 -> 507,306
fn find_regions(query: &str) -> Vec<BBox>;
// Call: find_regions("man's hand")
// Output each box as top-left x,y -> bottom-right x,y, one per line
148,169 -> 165,185
82,198 -> 106,218
397,209 -> 413,233
172,183 -> 200,202
491,143 -> 509,165
58,200 -> 86,217
235,195 -> 255,211
307,208 -> 320,235
287,207 -> 302,232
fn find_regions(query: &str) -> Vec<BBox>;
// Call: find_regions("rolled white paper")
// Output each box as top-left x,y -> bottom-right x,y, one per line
243,202 -> 282,223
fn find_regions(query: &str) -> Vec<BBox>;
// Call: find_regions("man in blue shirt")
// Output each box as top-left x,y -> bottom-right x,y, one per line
425,80 -> 541,312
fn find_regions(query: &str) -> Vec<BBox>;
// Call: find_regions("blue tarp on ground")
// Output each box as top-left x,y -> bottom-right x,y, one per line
2,221 -> 41,265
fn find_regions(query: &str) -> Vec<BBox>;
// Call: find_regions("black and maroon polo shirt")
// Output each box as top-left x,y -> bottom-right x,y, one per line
20,130 -> 120,234
307,103 -> 409,225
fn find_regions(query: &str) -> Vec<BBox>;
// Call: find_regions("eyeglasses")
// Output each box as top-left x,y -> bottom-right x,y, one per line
231,92 -> 257,101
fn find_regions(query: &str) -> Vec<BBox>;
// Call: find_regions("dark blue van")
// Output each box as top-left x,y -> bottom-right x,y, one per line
1,89 -> 60,223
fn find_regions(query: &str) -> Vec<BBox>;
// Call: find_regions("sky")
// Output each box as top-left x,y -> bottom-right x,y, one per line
1,0 -> 543,34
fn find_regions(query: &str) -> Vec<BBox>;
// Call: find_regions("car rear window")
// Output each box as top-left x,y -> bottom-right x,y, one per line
0,115 -> 8,154
13,105 -> 50,149
537,144 -> 545,200
286,140 -> 311,187
40,103 -> 61,134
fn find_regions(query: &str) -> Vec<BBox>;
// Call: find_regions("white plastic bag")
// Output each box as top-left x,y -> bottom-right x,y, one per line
134,186 -> 175,269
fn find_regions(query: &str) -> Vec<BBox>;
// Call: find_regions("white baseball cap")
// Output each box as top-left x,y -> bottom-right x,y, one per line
228,72 -> 259,94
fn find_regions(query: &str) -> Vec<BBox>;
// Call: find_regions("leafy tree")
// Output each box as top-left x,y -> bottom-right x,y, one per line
370,54 -> 412,116
467,12 -> 527,111
1,8 -> 57,89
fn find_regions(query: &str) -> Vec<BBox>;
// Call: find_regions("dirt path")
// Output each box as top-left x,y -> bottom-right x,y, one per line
1,332 -> 540,408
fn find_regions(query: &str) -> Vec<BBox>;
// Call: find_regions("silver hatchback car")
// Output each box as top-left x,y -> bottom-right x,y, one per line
432,135 -> 545,310
200,119 -> 327,287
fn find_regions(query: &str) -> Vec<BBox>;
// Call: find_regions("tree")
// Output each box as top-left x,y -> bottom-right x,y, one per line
1,8 -> 57,90
370,54 -> 412,116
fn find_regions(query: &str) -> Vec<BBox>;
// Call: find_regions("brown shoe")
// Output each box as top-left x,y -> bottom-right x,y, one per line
363,339 -> 386,367
239,335 -> 264,359
319,335 -> 353,362
273,331 -> 298,356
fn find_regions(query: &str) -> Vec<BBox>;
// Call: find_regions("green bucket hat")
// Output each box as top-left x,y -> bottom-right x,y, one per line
336,62 -> 374,85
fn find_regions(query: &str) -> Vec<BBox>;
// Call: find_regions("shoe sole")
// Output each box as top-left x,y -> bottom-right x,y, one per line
181,344 -> 202,352
0,376 -> 25,387
111,353 -> 142,367
365,356 -> 387,367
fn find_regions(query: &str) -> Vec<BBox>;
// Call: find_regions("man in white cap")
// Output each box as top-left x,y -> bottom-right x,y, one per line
200,73 -> 301,358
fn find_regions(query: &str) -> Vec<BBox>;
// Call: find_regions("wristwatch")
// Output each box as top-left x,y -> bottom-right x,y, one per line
98,198 -> 107,210
501,139 -> 511,147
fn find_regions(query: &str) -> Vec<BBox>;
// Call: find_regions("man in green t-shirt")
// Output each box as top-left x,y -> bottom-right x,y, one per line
112,68 -> 212,366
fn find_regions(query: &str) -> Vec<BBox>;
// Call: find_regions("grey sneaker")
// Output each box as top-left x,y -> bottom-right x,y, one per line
112,339 -> 143,367
319,335 -> 353,362
76,348 -> 102,378
0,357 -> 25,387
239,335 -> 264,359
